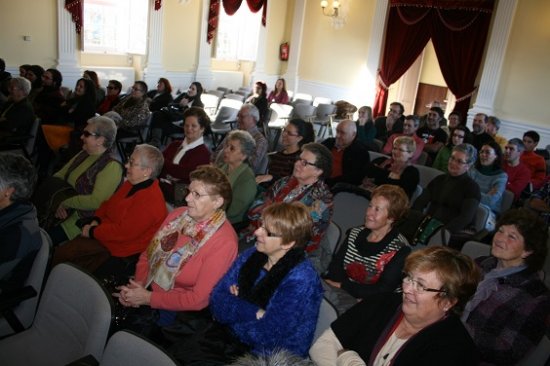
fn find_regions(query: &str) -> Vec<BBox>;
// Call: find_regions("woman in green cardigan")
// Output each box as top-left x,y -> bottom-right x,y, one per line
218,130 -> 258,226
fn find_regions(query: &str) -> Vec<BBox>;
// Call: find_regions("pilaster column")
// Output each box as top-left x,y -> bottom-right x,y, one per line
56,0 -> 82,88
143,0 -> 167,87
366,0 -> 389,105
282,0 -> 306,95
195,0 -> 214,90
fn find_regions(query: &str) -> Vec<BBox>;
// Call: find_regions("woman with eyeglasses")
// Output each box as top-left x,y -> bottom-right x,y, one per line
36,116 -> 123,246
311,246 -> 481,366
240,143 -> 333,256
255,118 -> 315,188
113,165 -> 237,336
167,202 -> 322,364
324,185 -> 411,315
360,136 -> 419,199
97,79 -> 122,115
462,209 -> 550,365
432,125 -> 468,173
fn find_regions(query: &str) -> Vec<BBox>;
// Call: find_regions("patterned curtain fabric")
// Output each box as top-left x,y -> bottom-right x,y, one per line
373,0 -> 494,118
65,0 -> 83,34
207,0 -> 267,44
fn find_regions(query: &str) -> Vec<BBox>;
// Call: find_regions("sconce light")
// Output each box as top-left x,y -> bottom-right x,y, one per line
320,0 -> 345,29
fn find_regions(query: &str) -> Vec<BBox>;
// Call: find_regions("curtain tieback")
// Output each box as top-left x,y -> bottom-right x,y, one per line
456,88 -> 477,102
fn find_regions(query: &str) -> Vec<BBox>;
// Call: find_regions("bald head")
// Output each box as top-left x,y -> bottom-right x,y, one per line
335,119 -> 356,149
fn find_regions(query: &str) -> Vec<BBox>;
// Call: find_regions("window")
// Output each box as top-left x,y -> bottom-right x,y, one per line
215,6 -> 261,61
83,0 -> 149,55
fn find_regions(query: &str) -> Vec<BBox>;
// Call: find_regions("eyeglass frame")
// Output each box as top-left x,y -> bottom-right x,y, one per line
81,130 -> 99,138
282,127 -> 300,137
402,274 -> 447,294
187,190 -> 216,200
296,158 -> 317,168
448,155 -> 468,165
259,224 -> 282,238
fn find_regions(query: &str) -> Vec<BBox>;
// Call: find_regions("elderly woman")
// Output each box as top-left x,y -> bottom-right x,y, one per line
114,165 -> 237,329
0,77 -> 35,144
432,125 -> 468,173
149,81 -> 204,148
324,185 -> 411,314
462,209 -> 550,365
311,246 -> 481,365
267,78 -> 289,105
218,130 -> 257,225
147,77 -> 174,112
169,202 -> 322,364
159,107 -> 211,204
412,143 -> 480,235
361,136 -> 420,199
469,141 -> 508,229
241,143 -> 333,254
256,118 -> 315,187
38,116 -> 123,245
109,80 -> 150,137
51,144 -> 167,276
0,154 -> 39,293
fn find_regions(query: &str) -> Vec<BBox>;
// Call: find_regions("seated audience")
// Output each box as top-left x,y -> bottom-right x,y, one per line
0,77 -> 34,144
469,141 -> 508,228
246,81 -> 269,127
486,115 -> 507,151
25,65 -> 44,103
159,107 -> 211,204
525,176 -> 550,224
412,143 -> 480,234
147,77 -> 174,112
521,130 -> 546,190
51,144 -> 167,276
355,106 -> 376,146
324,185 -> 411,314
109,81 -> 150,138
266,78 -> 289,104
310,246 -> 481,366
322,119 -> 370,187
97,79 -> 122,115
33,68 -> 65,124
148,81 -> 204,147
382,115 -> 425,165
240,143 -> 333,255
0,58 -> 11,98
416,106 -> 448,165
503,138 -> 531,201
113,165 -> 238,331
462,209 -> 550,365
362,136 -> 419,199
432,125 -> 468,173
36,116 -> 123,245
83,70 -> 105,106
18,64 -> 31,79
61,77 -> 97,131
217,130 -> 258,225
470,113 -> 494,151
256,118 -> 315,187
0,154 -> 40,293
374,101 -> 404,144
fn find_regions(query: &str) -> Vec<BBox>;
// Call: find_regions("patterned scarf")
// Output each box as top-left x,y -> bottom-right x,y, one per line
145,209 -> 226,290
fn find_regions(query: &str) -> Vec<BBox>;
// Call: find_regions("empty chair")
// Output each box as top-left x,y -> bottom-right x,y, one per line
313,96 -> 332,107
0,228 -> 52,337
500,189 -> 515,213
332,191 -> 369,240
313,103 -> 337,140
461,240 -> 491,259
316,221 -> 342,275
267,103 -> 294,150
201,93 -> 220,119
0,263 -> 113,365
116,112 -> 152,162
208,89 -> 225,99
99,330 -> 178,366
224,93 -> 245,102
292,98 -> 313,107
217,97 -> 243,113
291,103 -> 316,121
416,151 -> 429,166
210,105 -> 240,148
292,92 -> 313,103
414,164 -> 445,189
216,86 -> 230,95
313,297 -> 338,342
368,150 -> 390,161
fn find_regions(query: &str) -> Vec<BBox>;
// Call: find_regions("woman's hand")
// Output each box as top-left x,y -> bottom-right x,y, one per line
81,221 -> 99,238
113,279 -> 151,308
325,279 -> 342,289
229,284 -> 239,296
256,309 -> 265,320
55,204 -> 69,219
255,174 -> 273,184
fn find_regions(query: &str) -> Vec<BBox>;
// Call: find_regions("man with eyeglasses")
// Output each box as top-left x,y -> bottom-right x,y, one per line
471,113 -> 494,151
416,106 -> 448,165
374,102 -> 405,144
321,119 -> 369,187
382,115 -> 425,164
503,138 -> 531,201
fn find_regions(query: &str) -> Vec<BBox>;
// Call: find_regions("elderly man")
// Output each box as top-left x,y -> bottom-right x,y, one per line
213,103 -> 268,175
322,119 -> 369,187
374,102 -> 404,144
416,106 -> 448,164
0,77 -> 34,143
382,115 -> 425,164
521,130 -> 547,190
471,113 -> 494,151
503,138 -> 531,201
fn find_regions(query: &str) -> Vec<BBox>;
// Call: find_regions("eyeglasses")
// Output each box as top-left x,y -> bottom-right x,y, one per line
282,128 -> 299,137
188,190 -> 214,200
449,156 -> 468,165
452,133 -> 465,139
402,275 -> 447,294
81,130 -> 99,138
479,149 -> 494,155
106,86 -> 116,90
296,159 -> 317,168
392,147 -> 410,153
259,225 -> 281,238
126,158 -> 143,168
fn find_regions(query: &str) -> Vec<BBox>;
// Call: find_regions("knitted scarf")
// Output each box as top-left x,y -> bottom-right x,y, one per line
237,248 -> 305,309
146,209 -> 226,290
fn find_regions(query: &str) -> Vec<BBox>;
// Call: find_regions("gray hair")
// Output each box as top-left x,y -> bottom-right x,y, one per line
302,142 -> 333,179
0,153 -> 36,201
452,143 -> 477,166
227,130 -> 256,159
87,116 -> 117,149
133,144 -> 164,179
229,350 -> 314,366
242,103 -> 260,123
11,77 -> 31,96
508,138 -> 525,151
394,135 -> 416,154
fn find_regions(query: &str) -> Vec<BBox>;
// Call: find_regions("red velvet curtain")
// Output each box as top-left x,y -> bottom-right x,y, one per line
208,0 -> 267,44
372,0 -> 494,118
154,0 -> 162,11
65,0 -> 83,34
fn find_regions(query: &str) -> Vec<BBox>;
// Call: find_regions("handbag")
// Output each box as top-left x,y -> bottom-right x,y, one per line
412,215 -> 445,246
32,176 -> 78,230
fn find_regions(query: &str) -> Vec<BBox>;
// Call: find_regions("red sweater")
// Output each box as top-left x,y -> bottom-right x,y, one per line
503,162 -> 531,200
161,141 -> 211,184
92,180 -> 167,257
520,151 -> 546,189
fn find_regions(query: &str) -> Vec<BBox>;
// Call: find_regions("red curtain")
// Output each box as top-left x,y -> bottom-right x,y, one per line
154,0 -> 162,11
65,0 -> 83,34
372,0 -> 494,118
208,0 -> 267,44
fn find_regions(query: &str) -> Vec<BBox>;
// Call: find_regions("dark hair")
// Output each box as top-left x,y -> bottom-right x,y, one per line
288,118 -> 315,146
275,78 -> 287,93
0,153 -> 37,201
523,130 -> 540,143
495,209 -> 548,271
448,125 -> 469,148
372,185 -> 409,225
190,165 -> 232,210
390,102 -> 404,115
28,65 -> 44,88
262,202 -> 312,249
475,113 -> 488,123
430,106 -> 444,119
76,78 -> 97,106
84,70 -> 100,88
507,138 -> 525,151
404,115 -> 419,127
158,77 -> 173,94
0,58 -> 5,72
46,68 -> 63,89
301,143 -> 332,179
134,80 -> 148,95
183,106 -> 210,130
191,82 -> 203,105
449,111 -> 461,121
487,116 -> 500,130
255,81 -> 267,97
475,140 -> 503,170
